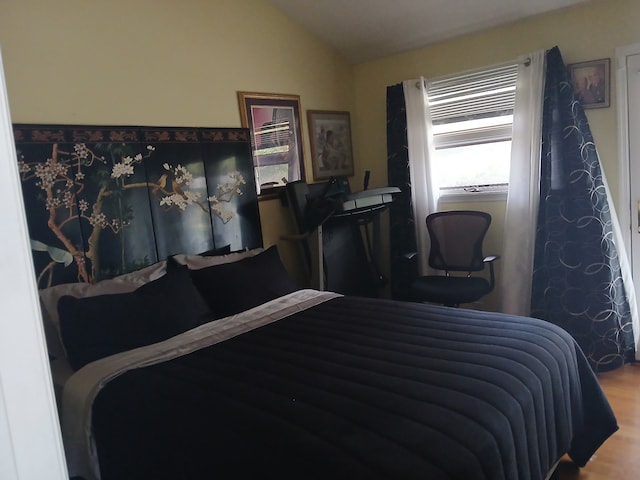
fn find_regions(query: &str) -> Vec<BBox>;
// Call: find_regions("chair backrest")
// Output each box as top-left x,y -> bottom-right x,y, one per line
426,210 -> 491,272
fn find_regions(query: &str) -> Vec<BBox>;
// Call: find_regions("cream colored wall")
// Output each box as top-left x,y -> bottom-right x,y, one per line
4,0 -> 640,302
353,0 -> 640,308
0,0 -> 354,285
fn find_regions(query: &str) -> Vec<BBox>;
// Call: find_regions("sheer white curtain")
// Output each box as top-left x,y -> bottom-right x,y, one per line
500,51 -> 546,315
402,78 -> 439,276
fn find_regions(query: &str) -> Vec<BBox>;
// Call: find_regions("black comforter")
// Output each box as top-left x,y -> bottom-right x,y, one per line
91,296 -> 617,479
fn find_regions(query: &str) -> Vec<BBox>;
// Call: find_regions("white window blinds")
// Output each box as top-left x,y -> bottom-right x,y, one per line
428,63 -> 518,149
428,63 -> 518,125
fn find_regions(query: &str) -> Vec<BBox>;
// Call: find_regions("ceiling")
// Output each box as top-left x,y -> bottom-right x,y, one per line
264,0 -> 593,63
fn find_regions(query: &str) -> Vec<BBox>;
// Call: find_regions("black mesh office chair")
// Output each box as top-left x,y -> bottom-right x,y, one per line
409,210 -> 499,307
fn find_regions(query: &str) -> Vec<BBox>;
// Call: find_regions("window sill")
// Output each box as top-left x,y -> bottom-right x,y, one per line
438,187 -> 507,203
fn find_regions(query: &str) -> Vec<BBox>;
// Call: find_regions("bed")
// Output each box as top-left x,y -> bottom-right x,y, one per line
37,246 -> 618,480
19,123 -> 617,479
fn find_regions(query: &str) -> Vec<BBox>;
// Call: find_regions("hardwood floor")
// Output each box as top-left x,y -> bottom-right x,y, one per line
555,362 -> 640,479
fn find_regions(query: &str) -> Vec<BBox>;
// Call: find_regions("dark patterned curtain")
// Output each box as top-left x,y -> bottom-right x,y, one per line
531,46 -> 635,371
386,83 -> 417,300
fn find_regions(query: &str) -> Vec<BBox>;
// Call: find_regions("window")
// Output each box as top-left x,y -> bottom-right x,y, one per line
427,63 -> 518,196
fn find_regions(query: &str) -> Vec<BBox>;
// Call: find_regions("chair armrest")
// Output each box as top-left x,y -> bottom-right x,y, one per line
483,255 -> 500,290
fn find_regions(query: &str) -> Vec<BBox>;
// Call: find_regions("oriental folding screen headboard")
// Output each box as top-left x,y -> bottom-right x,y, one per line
14,124 -> 262,288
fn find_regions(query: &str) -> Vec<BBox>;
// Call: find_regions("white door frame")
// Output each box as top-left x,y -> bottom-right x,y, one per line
616,42 -> 640,360
616,42 -> 640,255
0,49 -> 68,479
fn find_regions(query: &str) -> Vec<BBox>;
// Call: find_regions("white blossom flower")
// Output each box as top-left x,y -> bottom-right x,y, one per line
74,143 -> 89,159
160,189 -> 201,211
231,171 -> 246,184
160,194 -> 188,211
183,190 -> 201,203
88,211 -> 109,228
110,218 -> 124,233
210,203 -> 234,223
18,159 -> 30,173
63,191 -> 75,208
174,164 -> 193,185
78,200 -> 89,213
45,197 -> 61,210
34,158 -> 69,190
111,156 -> 135,179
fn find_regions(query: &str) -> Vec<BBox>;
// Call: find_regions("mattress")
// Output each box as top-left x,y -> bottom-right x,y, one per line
61,290 -> 617,480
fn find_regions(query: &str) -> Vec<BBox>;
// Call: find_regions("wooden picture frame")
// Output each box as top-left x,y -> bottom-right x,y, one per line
237,91 -> 305,196
567,58 -> 610,109
307,110 -> 354,180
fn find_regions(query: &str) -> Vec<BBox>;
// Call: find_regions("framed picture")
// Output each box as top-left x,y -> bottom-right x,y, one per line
568,58 -> 610,109
237,91 -> 305,195
307,110 -> 354,180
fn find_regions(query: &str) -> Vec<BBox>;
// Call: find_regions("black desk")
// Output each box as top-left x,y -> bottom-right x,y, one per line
284,181 -> 399,297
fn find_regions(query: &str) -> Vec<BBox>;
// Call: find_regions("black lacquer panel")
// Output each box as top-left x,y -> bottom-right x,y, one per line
142,132 -> 213,260
14,125 -> 262,288
15,135 -> 86,285
201,132 -> 262,252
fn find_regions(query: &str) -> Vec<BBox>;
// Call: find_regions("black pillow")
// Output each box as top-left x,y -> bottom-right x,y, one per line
199,244 -> 231,256
59,264 -> 212,371
189,245 -> 299,318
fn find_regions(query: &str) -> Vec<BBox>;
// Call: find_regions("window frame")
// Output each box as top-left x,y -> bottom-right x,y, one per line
427,63 -> 518,199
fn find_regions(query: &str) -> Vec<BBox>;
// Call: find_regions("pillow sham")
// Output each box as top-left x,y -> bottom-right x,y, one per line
40,260 -> 168,328
39,249 -> 261,360
172,247 -> 263,270
39,260 -> 168,360
188,245 -> 299,318
199,244 -> 231,256
59,263 -> 212,371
